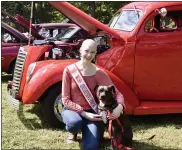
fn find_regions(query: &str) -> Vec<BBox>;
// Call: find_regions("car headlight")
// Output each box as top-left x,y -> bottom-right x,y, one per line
26,62 -> 36,83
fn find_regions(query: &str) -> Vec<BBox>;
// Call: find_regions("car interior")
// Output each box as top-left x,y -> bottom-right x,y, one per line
145,10 -> 182,33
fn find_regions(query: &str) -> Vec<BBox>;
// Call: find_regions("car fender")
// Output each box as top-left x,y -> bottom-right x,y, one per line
22,60 -> 139,115
102,68 -> 140,115
2,54 -> 16,72
2,46 -> 19,72
22,59 -> 78,104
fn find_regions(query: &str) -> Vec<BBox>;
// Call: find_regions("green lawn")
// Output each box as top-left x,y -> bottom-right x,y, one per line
2,74 -> 182,149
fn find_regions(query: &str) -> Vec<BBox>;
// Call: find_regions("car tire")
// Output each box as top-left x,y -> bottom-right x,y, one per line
42,83 -> 65,128
10,60 -> 16,75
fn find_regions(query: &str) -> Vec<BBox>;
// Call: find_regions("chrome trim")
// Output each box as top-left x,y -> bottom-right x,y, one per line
7,89 -> 22,110
54,94 -> 63,122
12,47 -> 27,94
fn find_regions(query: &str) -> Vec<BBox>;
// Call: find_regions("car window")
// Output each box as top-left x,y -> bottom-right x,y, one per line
53,29 -> 58,37
38,28 -> 50,38
109,9 -> 143,31
145,19 -> 153,32
160,17 -> 176,30
73,29 -> 87,39
57,28 -> 74,38
145,10 -> 182,33
2,29 -> 18,43
55,27 -> 79,42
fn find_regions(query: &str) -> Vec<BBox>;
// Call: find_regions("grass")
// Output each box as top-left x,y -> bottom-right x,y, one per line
2,74 -> 182,149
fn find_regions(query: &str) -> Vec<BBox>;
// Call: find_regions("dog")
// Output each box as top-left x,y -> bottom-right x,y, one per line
94,85 -> 133,150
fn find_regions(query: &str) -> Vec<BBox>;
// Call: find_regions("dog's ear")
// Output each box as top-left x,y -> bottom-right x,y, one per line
94,84 -> 99,91
110,85 -> 116,93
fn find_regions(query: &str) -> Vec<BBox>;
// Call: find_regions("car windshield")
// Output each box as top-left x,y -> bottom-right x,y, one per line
55,27 -> 79,41
109,9 -> 143,31
38,28 -> 50,38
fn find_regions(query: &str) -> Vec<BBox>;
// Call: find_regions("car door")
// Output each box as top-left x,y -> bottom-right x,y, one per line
134,6 -> 182,101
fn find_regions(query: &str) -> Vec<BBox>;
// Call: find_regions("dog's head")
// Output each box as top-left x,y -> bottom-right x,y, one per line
94,85 -> 116,107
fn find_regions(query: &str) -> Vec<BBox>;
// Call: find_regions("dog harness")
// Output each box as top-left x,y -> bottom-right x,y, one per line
68,64 -> 98,113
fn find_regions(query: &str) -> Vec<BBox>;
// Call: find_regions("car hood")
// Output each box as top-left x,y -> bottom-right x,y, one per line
49,2 -> 125,43
2,11 -> 43,39
15,14 -> 44,39
2,22 -> 28,42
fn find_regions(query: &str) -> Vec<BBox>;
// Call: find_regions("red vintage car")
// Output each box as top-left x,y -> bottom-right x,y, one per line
7,2 -> 182,128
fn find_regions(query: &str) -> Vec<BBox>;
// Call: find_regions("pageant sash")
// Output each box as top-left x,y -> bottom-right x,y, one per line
67,64 -> 98,113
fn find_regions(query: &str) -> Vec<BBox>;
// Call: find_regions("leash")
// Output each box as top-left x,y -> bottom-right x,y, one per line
107,110 -> 124,149
107,110 -> 135,150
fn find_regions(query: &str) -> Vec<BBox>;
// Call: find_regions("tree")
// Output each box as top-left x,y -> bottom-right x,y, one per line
1,1 -> 130,25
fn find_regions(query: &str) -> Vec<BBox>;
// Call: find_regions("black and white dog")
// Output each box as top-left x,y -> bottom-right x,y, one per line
95,85 -> 134,150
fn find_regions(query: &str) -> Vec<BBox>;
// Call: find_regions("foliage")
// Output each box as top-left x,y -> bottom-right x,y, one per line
1,1 -> 130,25
1,1 -> 64,23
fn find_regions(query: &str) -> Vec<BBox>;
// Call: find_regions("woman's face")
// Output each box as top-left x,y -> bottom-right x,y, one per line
80,45 -> 97,63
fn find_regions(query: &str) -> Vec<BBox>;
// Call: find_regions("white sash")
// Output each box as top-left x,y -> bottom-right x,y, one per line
67,64 -> 98,113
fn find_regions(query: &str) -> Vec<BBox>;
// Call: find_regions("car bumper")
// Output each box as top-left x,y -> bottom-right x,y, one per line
7,87 -> 22,110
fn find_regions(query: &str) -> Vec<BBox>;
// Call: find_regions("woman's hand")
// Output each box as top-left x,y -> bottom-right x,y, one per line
81,111 -> 102,121
107,104 -> 123,120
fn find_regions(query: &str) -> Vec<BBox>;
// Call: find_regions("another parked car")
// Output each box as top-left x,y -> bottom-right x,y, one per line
2,22 -> 28,74
7,2 -> 182,128
1,11 -> 44,74
2,12 -> 88,74
14,13 -> 82,40
35,23 -> 77,39
2,11 -> 43,40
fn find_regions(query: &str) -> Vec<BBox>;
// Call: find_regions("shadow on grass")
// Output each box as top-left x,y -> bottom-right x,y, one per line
16,101 -> 182,131
16,103 -> 182,149
132,140 -> 171,150
75,136 -> 169,150
1,74 -> 13,83
129,114 -> 182,130
17,103 -> 52,130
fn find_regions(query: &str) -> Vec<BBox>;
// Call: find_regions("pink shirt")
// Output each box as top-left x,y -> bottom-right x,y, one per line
62,65 -> 125,113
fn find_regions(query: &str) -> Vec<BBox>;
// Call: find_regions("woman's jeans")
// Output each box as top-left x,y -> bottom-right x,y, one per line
61,108 -> 104,150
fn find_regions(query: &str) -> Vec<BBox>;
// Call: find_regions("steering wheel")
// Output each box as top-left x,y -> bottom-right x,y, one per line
149,26 -> 159,33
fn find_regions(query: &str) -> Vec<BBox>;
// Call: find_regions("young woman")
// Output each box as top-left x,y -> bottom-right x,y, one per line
61,39 -> 125,150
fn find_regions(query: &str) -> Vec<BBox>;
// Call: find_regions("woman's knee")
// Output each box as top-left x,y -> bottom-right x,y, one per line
66,119 -> 82,133
61,109 -> 83,133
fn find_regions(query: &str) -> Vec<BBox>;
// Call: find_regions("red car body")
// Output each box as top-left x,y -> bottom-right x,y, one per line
7,2 -> 182,128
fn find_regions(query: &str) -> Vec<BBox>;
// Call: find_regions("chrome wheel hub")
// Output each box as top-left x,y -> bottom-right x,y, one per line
54,94 -> 63,122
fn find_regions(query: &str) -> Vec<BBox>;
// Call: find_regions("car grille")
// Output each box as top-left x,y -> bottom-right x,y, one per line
12,47 -> 27,94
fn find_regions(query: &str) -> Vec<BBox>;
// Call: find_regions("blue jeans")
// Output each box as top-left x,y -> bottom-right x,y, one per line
61,108 -> 104,150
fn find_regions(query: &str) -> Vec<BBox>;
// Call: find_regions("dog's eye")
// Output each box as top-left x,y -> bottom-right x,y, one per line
99,88 -> 104,93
